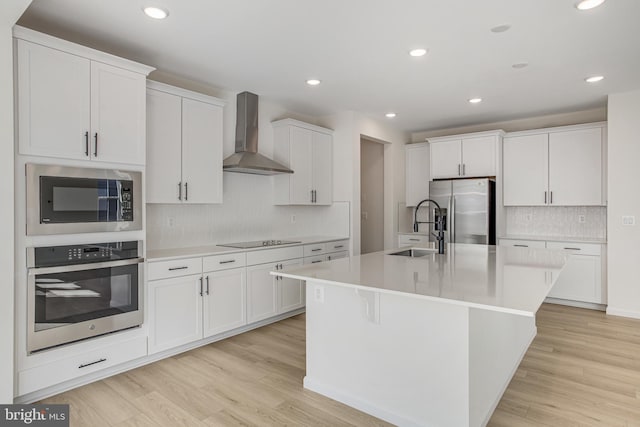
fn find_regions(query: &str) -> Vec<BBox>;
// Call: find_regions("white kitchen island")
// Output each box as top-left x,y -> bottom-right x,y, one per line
271,243 -> 568,427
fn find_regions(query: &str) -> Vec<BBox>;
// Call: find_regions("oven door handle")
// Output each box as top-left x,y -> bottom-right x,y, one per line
28,257 -> 145,275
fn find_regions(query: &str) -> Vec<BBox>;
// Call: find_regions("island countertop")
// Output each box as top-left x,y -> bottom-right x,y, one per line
272,243 -> 568,316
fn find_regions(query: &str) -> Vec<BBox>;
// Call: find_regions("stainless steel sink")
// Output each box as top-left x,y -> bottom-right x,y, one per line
388,248 -> 436,258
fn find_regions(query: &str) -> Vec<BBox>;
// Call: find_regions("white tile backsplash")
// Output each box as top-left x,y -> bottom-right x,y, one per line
146,172 -> 350,250
505,206 -> 607,239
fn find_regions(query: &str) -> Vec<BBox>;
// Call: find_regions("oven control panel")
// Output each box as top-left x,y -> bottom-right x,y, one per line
32,241 -> 140,268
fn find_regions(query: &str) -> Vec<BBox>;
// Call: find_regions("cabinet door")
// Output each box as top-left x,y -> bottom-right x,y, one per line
278,259 -> 304,313
181,98 -> 224,204
461,136 -> 496,177
203,268 -> 247,337
148,275 -> 203,354
503,134 -> 549,206
17,40 -> 91,160
90,61 -> 146,165
405,144 -> 430,207
311,131 -> 333,205
146,89 -> 183,203
430,140 -> 461,179
289,127 -> 314,204
246,263 -> 279,323
549,128 -> 603,206
547,255 -> 602,303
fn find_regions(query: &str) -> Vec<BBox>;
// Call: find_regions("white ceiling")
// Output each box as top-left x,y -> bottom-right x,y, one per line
17,0 -> 640,133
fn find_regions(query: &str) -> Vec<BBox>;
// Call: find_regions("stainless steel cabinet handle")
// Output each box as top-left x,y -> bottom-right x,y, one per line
328,256 -> 332,260
84,131 -> 89,156
514,244 -> 529,248
79,358 -> 107,369
279,264 -> 283,269
185,182 -> 188,201
311,248 -> 322,252
563,247 -> 581,251
310,190 -> 314,203
219,260 -> 236,264
550,191 -> 553,204
93,133 -> 98,157
462,163 -> 466,175
334,245 -> 344,249
458,164 -> 461,176
206,276 -> 210,295
168,266 -> 188,271
544,191 -> 547,204
178,182 -> 182,201
409,238 -> 420,242
199,277 -> 203,296
311,260 -> 322,264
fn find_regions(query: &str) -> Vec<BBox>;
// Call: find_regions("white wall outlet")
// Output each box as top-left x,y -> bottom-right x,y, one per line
290,215 -> 296,223
622,215 -> 636,226
167,216 -> 176,227
314,285 -> 325,303
578,215 -> 586,224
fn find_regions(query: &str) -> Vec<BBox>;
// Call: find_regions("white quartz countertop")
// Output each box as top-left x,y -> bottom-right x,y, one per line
499,234 -> 607,244
272,243 -> 568,316
147,236 -> 350,261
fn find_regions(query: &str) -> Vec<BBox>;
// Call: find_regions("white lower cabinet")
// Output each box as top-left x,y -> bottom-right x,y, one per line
203,268 -> 247,337
247,258 -> 304,323
499,239 -> 606,305
148,274 -> 203,354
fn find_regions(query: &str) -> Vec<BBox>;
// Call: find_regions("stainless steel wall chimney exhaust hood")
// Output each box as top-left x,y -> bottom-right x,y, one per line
223,91 -> 293,175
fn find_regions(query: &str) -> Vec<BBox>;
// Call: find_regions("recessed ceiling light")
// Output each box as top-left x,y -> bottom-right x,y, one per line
385,112 -> 397,118
409,48 -> 428,57
585,75 -> 604,83
306,79 -> 321,86
490,24 -> 511,33
512,62 -> 529,69
468,98 -> 483,104
575,0 -> 606,10
143,6 -> 169,19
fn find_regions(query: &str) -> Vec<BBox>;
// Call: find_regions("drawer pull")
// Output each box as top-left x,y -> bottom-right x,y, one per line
168,266 -> 188,271
311,248 -> 322,252
514,244 -> 528,248
564,247 -> 581,251
219,260 -> 236,264
409,238 -> 420,242
311,260 -> 322,264
79,358 -> 107,369
334,245 -> 344,249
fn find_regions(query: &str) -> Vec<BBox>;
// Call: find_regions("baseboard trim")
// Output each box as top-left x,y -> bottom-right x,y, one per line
15,308 -> 305,404
544,297 -> 606,311
606,306 -> 640,319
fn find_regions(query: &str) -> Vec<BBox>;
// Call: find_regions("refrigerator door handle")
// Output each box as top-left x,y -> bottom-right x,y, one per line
451,196 -> 456,243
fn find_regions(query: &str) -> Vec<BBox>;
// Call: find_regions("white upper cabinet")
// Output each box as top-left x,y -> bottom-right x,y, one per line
273,119 -> 333,205
405,143 -> 430,207
503,134 -> 549,206
146,81 -> 225,204
503,123 -> 606,206
548,128 -> 604,206
429,131 -> 502,179
14,27 -> 153,165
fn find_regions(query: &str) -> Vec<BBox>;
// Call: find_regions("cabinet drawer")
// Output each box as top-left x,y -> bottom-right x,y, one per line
327,251 -> 349,261
398,234 -> 430,247
546,241 -> 601,256
148,257 -> 202,281
246,246 -> 304,266
304,255 -> 327,265
203,252 -> 247,272
499,239 -> 546,249
304,243 -> 327,257
326,240 -> 349,253
18,335 -> 147,396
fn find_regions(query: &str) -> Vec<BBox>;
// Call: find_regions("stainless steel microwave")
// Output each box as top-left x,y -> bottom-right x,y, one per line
26,164 -> 142,235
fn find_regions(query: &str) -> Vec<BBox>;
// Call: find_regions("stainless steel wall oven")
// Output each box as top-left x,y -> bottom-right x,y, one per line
27,241 -> 144,353
26,164 -> 142,235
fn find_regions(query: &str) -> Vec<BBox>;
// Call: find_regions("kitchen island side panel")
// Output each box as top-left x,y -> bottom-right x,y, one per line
304,280 -> 471,427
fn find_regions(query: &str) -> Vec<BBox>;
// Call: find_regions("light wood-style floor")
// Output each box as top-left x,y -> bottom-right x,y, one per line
41,304 -> 640,426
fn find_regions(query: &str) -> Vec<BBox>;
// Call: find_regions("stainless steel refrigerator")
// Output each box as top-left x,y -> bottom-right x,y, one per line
423,178 -> 495,245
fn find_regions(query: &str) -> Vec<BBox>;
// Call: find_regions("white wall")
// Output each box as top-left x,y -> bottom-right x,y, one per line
324,112 -> 408,255
1,0 -> 33,404
606,90 -> 640,319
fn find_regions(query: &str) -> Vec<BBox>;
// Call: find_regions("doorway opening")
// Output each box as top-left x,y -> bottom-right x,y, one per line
360,137 -> 385,254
